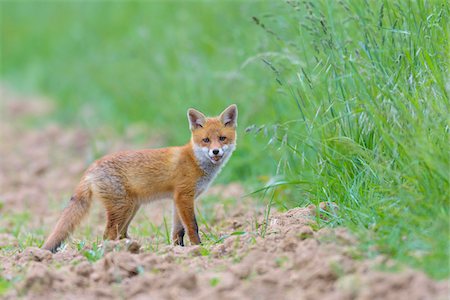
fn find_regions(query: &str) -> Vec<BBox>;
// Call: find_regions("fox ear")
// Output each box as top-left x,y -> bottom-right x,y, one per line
187,108 -> 206,130
220,104 -> 238,127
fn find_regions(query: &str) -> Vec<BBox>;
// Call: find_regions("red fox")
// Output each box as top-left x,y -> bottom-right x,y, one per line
43,104 -> 238,252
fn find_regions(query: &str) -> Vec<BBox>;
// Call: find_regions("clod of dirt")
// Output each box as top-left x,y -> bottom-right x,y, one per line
101,239 -> 142,254
122,273 -> 158,298
357,271 -> 448,300
270,206 -> 315,228
231,220 -> 242,229
335,273 -> 363,298
93,287 -> 114,299
169,272 -> 198,291
284,224 -> 314,240
17,247 -> 53,263
21,262 -> 55,294
74,261 -> 94,277
186,245 -> 204,257
127,240 -> 141,254
96,252 -> 142,284
199,271 -> 238,291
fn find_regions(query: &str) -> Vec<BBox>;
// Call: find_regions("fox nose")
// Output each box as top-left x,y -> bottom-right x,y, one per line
212,149 -> 219,155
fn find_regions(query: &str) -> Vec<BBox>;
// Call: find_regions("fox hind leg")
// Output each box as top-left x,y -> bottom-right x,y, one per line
103,201 -> 134,240
119,203 -> 140,239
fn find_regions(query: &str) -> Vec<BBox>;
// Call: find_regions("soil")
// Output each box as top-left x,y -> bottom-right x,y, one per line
0,87 -> 448,300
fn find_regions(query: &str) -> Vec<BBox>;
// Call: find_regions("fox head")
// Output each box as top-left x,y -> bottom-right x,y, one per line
188,104 -> 238,166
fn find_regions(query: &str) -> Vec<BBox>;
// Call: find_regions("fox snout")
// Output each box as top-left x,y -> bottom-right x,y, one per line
211,148 -> 222,157
208,144 -> 234,163
196,144 -> 233,164
209,147 -> 223,162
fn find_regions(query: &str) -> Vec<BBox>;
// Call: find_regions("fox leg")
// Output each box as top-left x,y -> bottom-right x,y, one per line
103,201 -> 133,240
174,192 -> 200,245
172,206 -> 185,246
119,203 -> 140,239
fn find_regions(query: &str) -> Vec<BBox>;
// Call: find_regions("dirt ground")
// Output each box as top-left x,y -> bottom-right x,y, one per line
0,87 -> 448,300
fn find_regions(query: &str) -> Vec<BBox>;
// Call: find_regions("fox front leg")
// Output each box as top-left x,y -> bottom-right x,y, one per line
174,192 -> 201,245
172,206 -> 185,246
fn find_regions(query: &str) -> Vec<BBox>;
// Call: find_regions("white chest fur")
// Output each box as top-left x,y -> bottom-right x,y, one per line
193,144 -> 235,198
195,167 -> 220,198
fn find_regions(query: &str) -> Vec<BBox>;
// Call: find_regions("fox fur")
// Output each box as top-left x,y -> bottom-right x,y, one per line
42,104 -> 238,252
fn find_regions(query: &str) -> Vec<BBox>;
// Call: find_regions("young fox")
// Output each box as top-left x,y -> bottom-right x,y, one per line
43,104 -> 238,252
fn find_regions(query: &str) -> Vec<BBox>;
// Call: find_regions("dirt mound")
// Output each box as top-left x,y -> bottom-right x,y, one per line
1,205 -> 447,300
0,87 -> 448,299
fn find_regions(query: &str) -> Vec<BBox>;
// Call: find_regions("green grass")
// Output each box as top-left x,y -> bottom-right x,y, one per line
1,0 -> 448,279
0,277 -> 12,296
82,241 -> 105,263
249,0 -> 449,278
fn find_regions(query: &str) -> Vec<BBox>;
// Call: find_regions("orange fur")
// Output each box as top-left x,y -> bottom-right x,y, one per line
42,105 -> 237,252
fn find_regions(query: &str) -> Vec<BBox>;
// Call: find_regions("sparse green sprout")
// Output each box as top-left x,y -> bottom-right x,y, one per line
0,277 -> 12,296
330,261 -> 345,279
230,231 -> 246,236
199,246 -> 210,257
83,242 -> 104,262
275,256 -> 289,268
209,277 -> 220,287
76,241 -> 86,251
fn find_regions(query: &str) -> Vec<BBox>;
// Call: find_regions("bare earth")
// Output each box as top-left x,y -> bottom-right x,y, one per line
0,87 -> 448,300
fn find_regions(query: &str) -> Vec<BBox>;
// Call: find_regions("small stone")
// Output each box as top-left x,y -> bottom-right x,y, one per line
126,240 -> 141,254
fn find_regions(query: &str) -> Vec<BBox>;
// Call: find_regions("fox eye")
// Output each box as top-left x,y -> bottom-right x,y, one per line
219,136 -> 226,141
202,138 -> 210,143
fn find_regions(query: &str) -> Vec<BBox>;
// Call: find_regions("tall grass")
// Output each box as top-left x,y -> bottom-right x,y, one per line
251,0 -> 449,278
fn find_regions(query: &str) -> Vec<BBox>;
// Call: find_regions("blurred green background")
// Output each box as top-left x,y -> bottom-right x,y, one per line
1,1 -> 448,279
1,1 -> 291,184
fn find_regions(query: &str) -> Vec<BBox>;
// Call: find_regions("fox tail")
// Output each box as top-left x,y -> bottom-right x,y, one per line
42,180 -> 92,253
